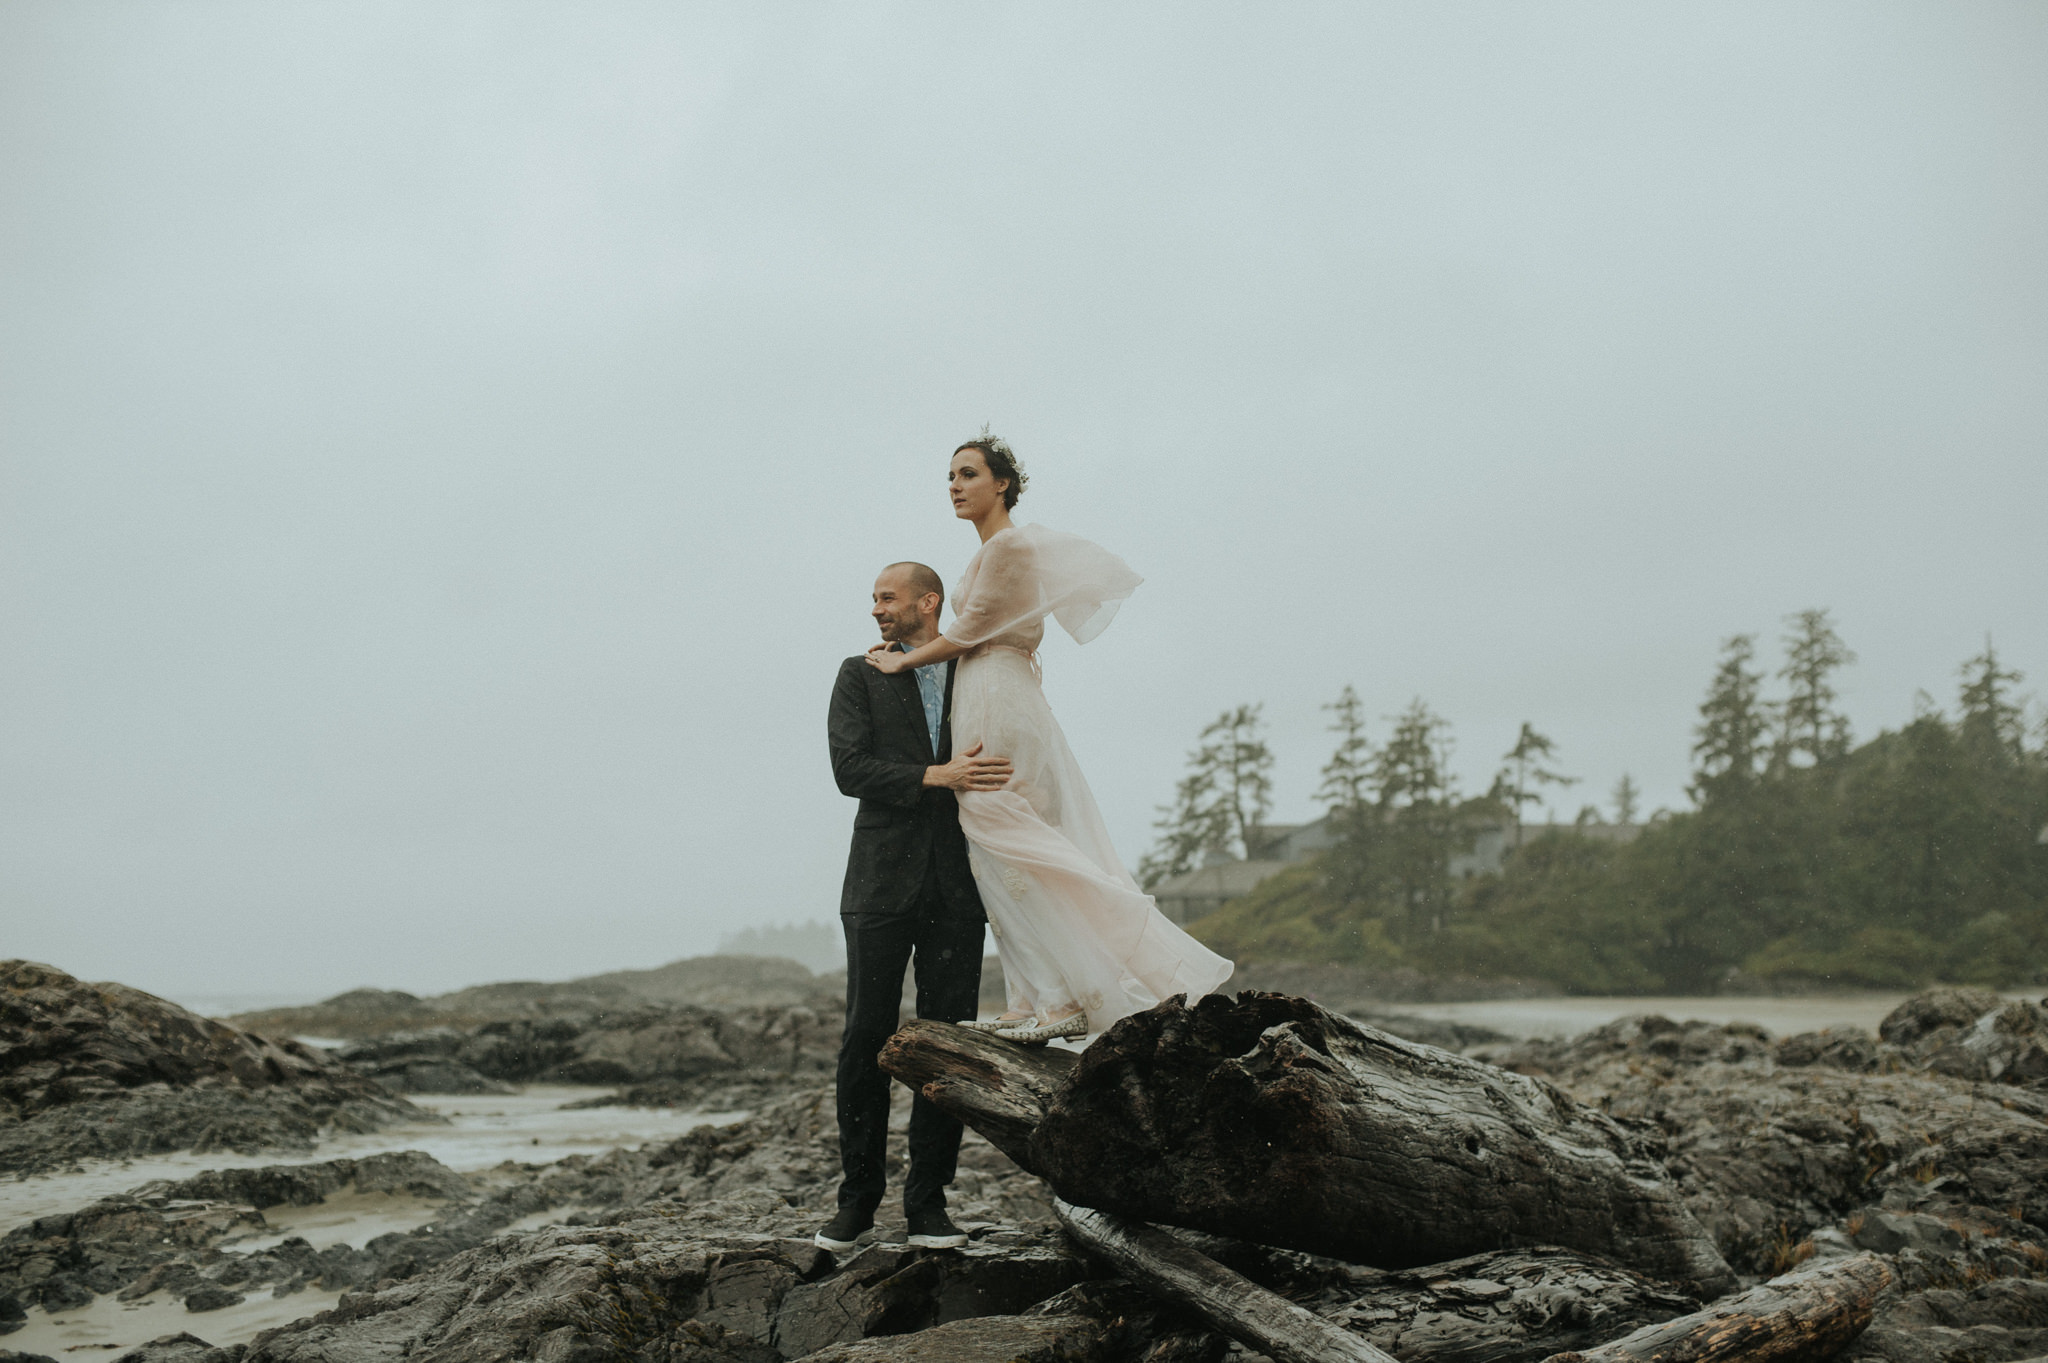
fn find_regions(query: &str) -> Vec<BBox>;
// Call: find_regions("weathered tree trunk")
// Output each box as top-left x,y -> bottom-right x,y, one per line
879,1017 -> 1076,1168
1240,1244 -> 1702,1363
881,994 -> 1735,1294
1053,1199 -> 1398,1363
1539,1253 -> 1892,1363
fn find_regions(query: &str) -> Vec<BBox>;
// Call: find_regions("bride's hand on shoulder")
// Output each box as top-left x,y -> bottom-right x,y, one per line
865,643 -> 908,675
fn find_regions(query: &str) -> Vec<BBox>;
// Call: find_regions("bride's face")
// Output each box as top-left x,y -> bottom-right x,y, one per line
948,449 -> 1008,521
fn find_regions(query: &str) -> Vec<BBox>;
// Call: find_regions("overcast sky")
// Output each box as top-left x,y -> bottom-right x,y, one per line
4,3 -> 2044,1006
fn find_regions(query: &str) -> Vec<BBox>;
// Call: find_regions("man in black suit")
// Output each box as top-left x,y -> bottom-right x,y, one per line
816,561 -> 1010,1253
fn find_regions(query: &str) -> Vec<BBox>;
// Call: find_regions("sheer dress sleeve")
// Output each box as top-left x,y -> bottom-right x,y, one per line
944,524 -> 1143,649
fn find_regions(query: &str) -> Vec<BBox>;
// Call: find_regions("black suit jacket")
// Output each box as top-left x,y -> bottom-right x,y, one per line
828,655 -> 982,920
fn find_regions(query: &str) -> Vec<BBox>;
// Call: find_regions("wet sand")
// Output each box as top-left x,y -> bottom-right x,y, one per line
2,1085 -> 747,1356
8,1284 -> 351,1358
0,1086 -> 741,1234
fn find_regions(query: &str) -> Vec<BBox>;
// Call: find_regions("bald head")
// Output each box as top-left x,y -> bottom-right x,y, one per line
872,561 -> 943,647
885,561 -> 944,606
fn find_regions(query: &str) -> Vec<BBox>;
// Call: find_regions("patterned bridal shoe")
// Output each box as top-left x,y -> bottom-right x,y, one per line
997,1012 -> 1088,1046
959,1016 -> 1033,1034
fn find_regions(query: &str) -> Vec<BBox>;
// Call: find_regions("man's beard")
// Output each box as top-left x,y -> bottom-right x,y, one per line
877,613 -> 918,643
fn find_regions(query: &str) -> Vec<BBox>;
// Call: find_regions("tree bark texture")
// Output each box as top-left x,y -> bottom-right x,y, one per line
1053,1199 -> 1399,1363
877,1019 -> 1075,1170
1538,1252 -> 1892,1363
882,994 -> 1736,1294
1284,1246 -> 1702,1363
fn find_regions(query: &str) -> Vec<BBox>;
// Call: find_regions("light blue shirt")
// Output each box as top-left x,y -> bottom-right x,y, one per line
898,643 -> 946,757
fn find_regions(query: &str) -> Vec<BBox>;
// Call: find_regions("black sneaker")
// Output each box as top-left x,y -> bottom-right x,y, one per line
905,1206 -> 968,1249
814,1207 -> 873,1253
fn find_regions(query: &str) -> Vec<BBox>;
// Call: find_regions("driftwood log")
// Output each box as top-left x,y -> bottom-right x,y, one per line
1539,1253 -> 1893,1363
1053,1198 -> 1398,1363
881,1015 -> 1077,1166
1254,1245 -> 1703,1363
881,992 -> 1736,1294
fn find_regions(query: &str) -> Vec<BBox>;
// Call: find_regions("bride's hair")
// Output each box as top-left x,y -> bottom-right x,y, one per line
954,428 -> 1028,511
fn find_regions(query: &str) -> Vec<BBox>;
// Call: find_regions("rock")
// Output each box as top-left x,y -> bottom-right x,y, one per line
0,1350 -> 61,1363
1301,1247 -> 1700,1363
332,1006 -> 839,1094
1491,1012 -> 2048,1275
1,960 -> 368,1111
228,957 -> 845,1040
1878,988 -> 2005,1049
109,1334 -> 223,1363
1774,1029 -> 1880,1073
1347,1011 -> 1515,1052
162,1150 -> 474,1207
1849,1277 -> 2048,1363
1847,1213 -> 1963,1256
0,1150 -> 563,1319
1958,1003 -> 2048,1085
36,1274 -> 91,1311
239,1214 -> 1087,1363
328,1031 -> 516,1095
798,1313 -> 1108,1361
182,1285 -> 244,1312
0,960 -> 422,1176
770,1242 -> 1087,1357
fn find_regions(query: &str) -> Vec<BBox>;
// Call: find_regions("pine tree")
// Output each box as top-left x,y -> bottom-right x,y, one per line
1492,723 -> 1576,844
1958,638 -> 2026,762
1691,634 -> 1767,804
1316,686 -> 1373,814
1137,703 -> 1274,886
1611,772 -> 1641,825
1137,766 -> 1225,889
1776,609 -> 1856,768
1202,703 -> 1275,857
1373,699 -> 1460,933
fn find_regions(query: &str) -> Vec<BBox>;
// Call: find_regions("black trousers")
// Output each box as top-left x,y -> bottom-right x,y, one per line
835,873 -> 984,1217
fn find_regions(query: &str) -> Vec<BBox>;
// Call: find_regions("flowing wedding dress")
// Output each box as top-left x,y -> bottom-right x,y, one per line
944,524 -> 1234,1034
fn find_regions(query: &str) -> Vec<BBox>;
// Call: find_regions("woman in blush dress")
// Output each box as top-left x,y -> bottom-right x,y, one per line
865,433 -> 1234,1042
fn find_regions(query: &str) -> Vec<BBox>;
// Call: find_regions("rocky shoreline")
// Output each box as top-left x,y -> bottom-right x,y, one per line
9,961 -> 2048,1362
0,962 -> 422,1179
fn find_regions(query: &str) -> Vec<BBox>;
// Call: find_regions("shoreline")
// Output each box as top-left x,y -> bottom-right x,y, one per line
1378,988 -> 2042,1040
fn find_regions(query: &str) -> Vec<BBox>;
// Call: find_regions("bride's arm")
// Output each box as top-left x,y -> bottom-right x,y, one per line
864,635 -> 968,675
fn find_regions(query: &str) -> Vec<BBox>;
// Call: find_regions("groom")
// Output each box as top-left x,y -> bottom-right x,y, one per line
818,561 -> 1011,1253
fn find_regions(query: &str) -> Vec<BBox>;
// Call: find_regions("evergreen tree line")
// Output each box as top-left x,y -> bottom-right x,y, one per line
1150,612 -> 2048,992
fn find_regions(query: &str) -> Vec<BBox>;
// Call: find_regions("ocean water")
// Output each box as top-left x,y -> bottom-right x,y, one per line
0,1086 -> 742,1235
2,1086 -> 750,1356
1383,990 -> 2040,1040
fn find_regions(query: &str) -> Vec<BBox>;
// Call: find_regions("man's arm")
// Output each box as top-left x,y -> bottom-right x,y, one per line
829,660 -> 926,808
828,659 -> 1014,802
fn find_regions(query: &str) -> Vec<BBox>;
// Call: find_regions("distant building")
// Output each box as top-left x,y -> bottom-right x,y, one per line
1448,815 -> 1642,879
1149,813 -> 1642,926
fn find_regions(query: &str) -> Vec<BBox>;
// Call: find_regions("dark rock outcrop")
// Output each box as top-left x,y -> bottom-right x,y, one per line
0,961 -> 421,1176
21,984 -> 2048,1363
227,957 -> 847,1040
0,1151 -> 510,1318
1878,989 -> 2007,1049
1485,1007 -> 2048,1279
332,1003 -> 841,1096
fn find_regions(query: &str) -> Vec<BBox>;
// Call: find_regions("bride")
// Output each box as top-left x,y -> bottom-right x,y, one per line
866,433 -> 1234,1042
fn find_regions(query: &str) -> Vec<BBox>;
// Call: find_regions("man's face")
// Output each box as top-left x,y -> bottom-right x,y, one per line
871,569 -> 933,644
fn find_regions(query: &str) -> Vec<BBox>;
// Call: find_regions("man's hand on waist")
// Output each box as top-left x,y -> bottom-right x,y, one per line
925,741 -> 1012,792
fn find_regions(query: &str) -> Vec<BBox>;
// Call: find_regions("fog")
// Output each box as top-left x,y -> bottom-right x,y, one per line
3,3 -> 2043,1003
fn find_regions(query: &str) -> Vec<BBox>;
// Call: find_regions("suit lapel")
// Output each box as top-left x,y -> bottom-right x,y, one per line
884,667 -> 936,764
938,660 -> 956,763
